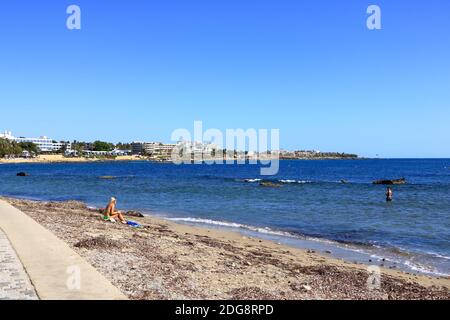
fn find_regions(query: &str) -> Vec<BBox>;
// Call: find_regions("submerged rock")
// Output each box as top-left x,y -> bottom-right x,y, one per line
259,181 -> 282,188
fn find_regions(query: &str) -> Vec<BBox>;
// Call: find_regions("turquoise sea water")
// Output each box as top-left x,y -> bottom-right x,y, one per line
0,159 -> 449,275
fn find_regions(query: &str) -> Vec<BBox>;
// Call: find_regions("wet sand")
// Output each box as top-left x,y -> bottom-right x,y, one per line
2,197 -> 449,300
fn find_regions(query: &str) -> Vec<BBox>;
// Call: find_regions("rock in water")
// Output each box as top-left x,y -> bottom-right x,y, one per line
259,181 -> 282,188
16,172 -> 29,176
99,176 -> 116,179
372,178 -> 406,185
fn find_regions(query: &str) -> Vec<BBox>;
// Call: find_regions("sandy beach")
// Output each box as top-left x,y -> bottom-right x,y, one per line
0,154 -> 144,164
1,196 -> 449,300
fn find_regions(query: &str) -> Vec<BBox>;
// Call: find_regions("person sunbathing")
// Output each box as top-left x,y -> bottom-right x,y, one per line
103,197 -> 127,224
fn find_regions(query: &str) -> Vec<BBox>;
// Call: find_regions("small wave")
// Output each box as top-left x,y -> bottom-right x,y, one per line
279,179 -> 312,184
366,250 -> 450,277
166,216 -> 450,277
385,246 -> 450,261
243,178 -> 262,183
428,253 -> 450,261
403,260 -> 449,277
241,178 -> 312,184
411,250 -> 450,261
167,217 -> 296,238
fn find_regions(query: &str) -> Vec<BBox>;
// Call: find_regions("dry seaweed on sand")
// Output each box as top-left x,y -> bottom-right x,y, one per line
3,197 -> 450,300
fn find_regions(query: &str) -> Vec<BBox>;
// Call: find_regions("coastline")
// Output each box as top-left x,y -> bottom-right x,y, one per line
1,196 -> 449,299
0,154 -> 144,164
0,155 -> 364,165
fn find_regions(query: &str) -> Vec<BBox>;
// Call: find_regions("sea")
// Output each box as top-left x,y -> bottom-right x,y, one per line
0,159 -> 449,276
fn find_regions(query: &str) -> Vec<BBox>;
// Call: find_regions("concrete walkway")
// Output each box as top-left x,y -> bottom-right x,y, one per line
0,200 -> 126,300
0,229 -> 38,300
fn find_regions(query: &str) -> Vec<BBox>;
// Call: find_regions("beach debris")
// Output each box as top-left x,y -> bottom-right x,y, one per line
227,287 -> 278,300
302,285 -> 312,292
5,197 -> 450,300
74,236 -> 123,249
16,172 -> 29,176
66,201 -> 88,210
290,283 -> 312,292
44,200 -> 87,210
373,178 -> 406,185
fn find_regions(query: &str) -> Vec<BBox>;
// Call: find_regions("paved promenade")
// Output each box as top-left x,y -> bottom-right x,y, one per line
0,229 -> 38,300
0,199 -> 126,300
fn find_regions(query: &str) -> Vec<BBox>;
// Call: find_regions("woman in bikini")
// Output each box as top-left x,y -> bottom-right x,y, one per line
104,197 -> 127,224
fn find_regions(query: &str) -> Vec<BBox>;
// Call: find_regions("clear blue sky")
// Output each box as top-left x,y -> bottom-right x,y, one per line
0,0 -> 449,158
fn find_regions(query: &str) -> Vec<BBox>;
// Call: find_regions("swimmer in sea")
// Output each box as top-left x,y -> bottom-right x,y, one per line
386,187 -> 393,202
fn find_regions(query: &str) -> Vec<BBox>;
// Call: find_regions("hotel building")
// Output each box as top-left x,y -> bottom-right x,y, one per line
0,130 -> 71,152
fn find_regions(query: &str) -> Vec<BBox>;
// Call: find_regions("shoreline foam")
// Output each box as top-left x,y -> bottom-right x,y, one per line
163,215 -> 450,277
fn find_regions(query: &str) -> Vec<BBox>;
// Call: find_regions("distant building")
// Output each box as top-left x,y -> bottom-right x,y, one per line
149,143 -> 176,157
83,142 -> 95,151
81,149 -> 130,157
0,130 -> 14,140
131,141 -> 176,157
0,130 -> 71,152
175,141 -> 218,160
131,141 -> 144,155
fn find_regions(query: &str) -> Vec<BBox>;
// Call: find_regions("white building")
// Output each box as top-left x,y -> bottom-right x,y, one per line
131,141 -> 176,156
0,130 -> 71,152
81,149 -> 129,157
0,130 -> 14,140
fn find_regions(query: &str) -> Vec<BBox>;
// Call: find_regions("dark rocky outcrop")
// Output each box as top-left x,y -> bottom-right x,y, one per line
373,178 -> 406,185
125,210 -> 145,218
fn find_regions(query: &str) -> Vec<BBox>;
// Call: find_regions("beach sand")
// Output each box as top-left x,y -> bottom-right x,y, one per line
2,197 -> 449,300
0,154 -> 143,164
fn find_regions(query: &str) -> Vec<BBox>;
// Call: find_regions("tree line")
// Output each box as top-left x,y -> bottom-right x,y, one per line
0,139 -> 39,157
71,141 -> 131,153
1,138 -> 132,158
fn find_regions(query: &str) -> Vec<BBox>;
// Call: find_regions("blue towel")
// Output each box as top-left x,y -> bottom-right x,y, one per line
127,220 -> 142,228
